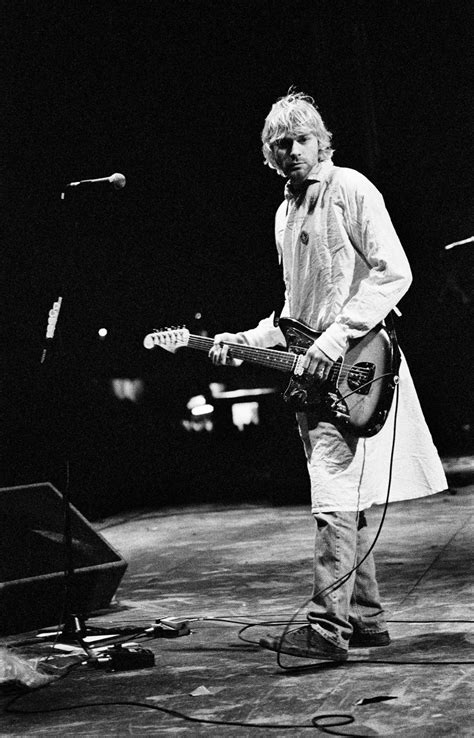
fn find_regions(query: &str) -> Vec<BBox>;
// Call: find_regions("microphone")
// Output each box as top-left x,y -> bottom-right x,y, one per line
444,236 -> 474,250
66,172 -> 126,190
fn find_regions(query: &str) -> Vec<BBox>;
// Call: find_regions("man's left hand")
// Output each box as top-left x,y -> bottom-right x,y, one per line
302,342 -> 334,381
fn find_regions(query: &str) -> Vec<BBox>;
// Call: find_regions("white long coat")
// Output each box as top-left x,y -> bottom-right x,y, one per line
239,161 -> 447,511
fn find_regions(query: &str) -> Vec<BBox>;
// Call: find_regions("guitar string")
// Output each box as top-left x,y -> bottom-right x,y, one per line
160,335 -> 369,370
156,335 -> 373,380
152,335 -> 371,379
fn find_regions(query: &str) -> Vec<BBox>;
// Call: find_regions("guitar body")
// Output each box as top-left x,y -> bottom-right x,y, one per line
278,317 -> 400,437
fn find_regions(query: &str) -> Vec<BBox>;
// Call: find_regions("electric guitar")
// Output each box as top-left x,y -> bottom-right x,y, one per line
144,317 -> 400,437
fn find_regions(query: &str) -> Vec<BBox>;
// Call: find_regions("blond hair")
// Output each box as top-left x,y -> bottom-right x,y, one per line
261,90 -> 334,175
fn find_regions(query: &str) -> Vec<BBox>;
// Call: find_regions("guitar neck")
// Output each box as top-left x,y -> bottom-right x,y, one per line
186,334 -> 296,373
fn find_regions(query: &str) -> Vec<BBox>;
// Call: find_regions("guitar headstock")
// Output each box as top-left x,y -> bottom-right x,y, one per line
143,326 -> 190,353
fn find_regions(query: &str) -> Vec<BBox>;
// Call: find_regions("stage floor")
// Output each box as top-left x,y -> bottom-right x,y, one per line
1,482 -> 473,736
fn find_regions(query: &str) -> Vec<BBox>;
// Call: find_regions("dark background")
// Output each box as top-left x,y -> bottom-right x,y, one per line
2,0 -> 473,518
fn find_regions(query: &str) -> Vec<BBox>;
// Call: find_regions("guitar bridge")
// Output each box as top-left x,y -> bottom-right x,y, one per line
347,362 -> 375,396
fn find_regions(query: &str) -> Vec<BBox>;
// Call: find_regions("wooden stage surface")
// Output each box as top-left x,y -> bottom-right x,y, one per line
1,480 -> 473,736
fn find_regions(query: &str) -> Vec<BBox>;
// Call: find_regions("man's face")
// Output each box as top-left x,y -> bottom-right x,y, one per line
273,131 -> 320,185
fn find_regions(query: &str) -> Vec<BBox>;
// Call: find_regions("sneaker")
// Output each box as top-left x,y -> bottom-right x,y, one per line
349,628 -> 391,648
259,625 -> 348,661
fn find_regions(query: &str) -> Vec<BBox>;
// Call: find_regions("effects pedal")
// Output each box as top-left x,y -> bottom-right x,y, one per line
152,619 -> 191,638
92,644 -> 155,671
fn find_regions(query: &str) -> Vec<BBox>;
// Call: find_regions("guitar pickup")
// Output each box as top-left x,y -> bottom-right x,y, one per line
293,355 -> 305,376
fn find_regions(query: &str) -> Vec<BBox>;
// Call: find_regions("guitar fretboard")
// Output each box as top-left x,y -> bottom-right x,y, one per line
186,335 -> 297,373
186,334 -> 373,384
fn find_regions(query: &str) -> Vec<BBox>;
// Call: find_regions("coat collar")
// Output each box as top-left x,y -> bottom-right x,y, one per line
284,159 -> 334,201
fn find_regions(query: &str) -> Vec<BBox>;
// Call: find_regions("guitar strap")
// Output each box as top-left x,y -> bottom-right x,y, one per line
385,310 -> 402,376
272,265 -> 286,327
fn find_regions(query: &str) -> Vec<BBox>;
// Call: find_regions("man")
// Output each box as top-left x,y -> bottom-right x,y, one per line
209,91 -> 447,662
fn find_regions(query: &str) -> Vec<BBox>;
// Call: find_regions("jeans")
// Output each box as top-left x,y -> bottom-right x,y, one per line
307,510 -> 387,649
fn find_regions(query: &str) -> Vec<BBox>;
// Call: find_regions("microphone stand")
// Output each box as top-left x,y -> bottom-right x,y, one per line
9,177 -> 191,669
32,180 -> 138,656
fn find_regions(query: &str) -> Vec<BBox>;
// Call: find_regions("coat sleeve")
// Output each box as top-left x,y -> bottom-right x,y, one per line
315,171 -> 412,361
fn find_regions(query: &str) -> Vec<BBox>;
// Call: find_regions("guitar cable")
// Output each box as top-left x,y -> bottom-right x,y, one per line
5,376 -> 465,738
261,370 -> 402,671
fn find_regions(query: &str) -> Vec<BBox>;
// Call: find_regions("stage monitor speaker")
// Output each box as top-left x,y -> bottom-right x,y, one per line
0,482 -> 128,635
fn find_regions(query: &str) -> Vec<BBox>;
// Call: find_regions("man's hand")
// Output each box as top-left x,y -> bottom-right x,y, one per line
302,342 -> 334,380
208,332 -> 244,366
